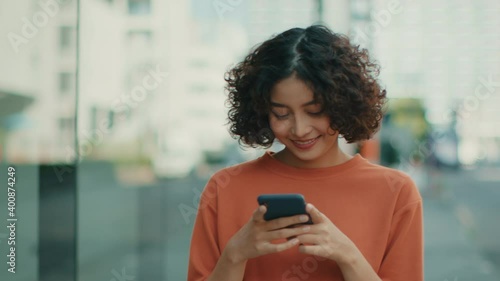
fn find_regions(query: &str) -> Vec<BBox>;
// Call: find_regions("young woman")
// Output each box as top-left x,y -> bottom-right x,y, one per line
187,25 -> 423,281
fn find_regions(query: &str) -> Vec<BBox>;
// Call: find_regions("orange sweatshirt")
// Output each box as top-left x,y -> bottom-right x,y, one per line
188,152 -> 423,281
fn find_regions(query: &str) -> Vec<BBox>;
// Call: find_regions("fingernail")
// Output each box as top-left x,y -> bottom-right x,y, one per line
302,226 -> 310,232
300,215 -> 308,222
291,238 -> 299,244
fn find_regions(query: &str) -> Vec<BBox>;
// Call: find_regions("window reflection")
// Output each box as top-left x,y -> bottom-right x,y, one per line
59,26 -> 75,51
1,0 -> 500,280
128,0 -> 151,15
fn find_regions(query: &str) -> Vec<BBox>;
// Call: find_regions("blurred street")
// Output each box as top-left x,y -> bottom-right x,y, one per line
1,1 -> 499,280
422,166 -> 500,280
160,165 -> 500,280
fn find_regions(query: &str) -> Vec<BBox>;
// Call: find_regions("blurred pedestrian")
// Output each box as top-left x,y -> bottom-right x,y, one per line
380,113 -> 400,168
188,25 -> 423,281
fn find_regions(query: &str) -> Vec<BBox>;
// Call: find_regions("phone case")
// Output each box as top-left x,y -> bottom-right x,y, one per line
257,193 -> 313,224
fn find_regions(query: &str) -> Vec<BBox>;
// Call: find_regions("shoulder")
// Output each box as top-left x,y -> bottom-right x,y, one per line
354,159 -> 422,208
204,155 -> 267,190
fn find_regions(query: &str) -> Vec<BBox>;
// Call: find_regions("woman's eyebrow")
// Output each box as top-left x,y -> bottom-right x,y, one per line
270,100 -> 318,107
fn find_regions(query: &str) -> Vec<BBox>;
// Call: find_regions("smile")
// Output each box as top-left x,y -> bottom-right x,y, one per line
291,136 -> 320,149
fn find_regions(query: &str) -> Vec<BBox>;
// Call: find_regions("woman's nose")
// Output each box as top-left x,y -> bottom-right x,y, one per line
291,116 -> 312,138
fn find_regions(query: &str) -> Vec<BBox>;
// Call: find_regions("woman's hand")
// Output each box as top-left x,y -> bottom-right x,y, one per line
296,203 -> 357,265
224,205 -> 312,264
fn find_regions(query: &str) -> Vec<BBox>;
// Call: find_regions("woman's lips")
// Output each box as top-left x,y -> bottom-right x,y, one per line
291,136 -> 320,150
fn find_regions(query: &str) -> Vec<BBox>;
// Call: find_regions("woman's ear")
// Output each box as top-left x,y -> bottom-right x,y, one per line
327,126 -> 337,136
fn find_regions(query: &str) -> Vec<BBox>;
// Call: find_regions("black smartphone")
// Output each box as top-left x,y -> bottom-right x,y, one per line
257,193 -> 313,225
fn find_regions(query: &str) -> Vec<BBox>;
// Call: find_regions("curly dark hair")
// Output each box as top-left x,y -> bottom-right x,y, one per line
225,25 -> 386,148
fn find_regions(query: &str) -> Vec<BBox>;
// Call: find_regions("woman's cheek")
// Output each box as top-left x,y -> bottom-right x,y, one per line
269,119 -> 289,136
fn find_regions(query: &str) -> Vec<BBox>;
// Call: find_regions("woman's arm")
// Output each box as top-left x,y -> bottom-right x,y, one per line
206,249 -> 247,281
337,245 -> 382,281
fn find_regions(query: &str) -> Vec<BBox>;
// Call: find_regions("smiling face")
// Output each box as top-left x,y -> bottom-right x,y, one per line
268,75 -> 348,168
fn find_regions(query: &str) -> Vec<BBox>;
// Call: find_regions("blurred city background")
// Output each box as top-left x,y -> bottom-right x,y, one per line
0,0 -> 499,280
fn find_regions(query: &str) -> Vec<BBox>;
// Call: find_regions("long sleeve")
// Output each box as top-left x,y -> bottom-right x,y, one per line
187,177 -> 220,281
378,198 -> 424,281
186,152 -> 426,281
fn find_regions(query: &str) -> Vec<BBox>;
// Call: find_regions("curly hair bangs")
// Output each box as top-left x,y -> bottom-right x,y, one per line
225,25 -> 387,148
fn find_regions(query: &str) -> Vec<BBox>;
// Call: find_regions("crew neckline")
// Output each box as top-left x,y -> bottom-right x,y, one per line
259,150 -> 366,179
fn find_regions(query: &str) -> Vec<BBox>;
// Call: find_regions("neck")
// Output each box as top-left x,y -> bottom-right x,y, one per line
273,147 -> 352,169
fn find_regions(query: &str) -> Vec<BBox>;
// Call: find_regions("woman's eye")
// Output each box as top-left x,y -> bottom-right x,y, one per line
306,104 -> 324,116
272,111 -> 289,119
309,111 -> 324,116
